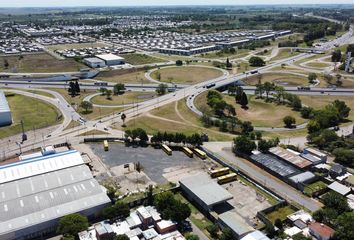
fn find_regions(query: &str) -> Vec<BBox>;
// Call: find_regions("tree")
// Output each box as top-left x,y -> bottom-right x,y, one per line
240,92 -> 248,108
226,58 -> 232,69
176,60 -> 183,66
101,201 -> 130,220
249,56 -> 265,67
335,74 -> 342,86
283,116 -> 296,128
308,73 -> 317,83
263,82 -> 275,99
206,224 -> 219,238
80,101 -> 93,113
292,233 -> 312,240
274,86 -> 285,103
332,100 -> 350,121
156,83 -> 167,95
146,185 -> 154,206
241,121 -> 253,135
233,135 -> 256,155
114,234 -> 130,240
57,213 -> 89,236
257,139 -> 279,153
60,235 -> 75,240
274,218 -> 283,230
113,83 -> 125,95
255,83 -> 264,98
185,234 -> 200,240
68,81 -> 77,97
219,227 -> 234,240
106,89 -> 112,100
301,107 -> 315,119
333,148 -> 354,166
156,71 -> 161,81
334,212 -> 354,240
99,87 -> 107,95
74,81 -> 81,93
121,113 -> 127,126
331,49 -> 342,62
4,59 -> 9,69
235,86 -> 243,103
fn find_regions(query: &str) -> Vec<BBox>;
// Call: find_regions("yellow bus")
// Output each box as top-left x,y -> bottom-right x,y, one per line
217,173 -> 237,184
182,147 -> 193,158
210,167 -> 230,178
193,148 -> 207,159
103,140 -> 109,151
162,144 -> 172,155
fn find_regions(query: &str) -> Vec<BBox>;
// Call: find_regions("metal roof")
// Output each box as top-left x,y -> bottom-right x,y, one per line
288,171 -> 316,184
218,211 -> 253,236
0,164 -> 110,235
328,181 -> 351,196
241,230 -> 270,240
269,147 -> 312,169
96,53 -> 124,61
0,150 -> 84,184
0,91 -> 10,113
179,173 -> 233,207
250,153 -> 299,177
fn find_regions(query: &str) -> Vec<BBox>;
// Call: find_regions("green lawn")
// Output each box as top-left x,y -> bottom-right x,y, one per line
150,66 -> 223,84
244,72 -> 308,86
270,49 -> 300,62
305,62 -> 331,68
266,205 -> 296,224
304,181 -> 328,196
91,92 -> 157,105
0,53 -> 85,73
95,69 -> 152,84
195,92 -> 306,128
122,53 -> 165,65
0,93 -> 61,139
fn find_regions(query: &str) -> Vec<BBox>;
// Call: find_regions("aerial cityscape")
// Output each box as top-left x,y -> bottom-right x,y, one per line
0,2 -> 353,240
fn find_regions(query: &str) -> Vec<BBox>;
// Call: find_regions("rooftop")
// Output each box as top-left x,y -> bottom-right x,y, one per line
288,171 -> 316,184
0,150 -> 84,184
179,173 -> 233,207
309,222 -> 335,238
241,230 -> 270,240
0,91 -> 10,113
219,211 -> 253,236
269,147 -> 312,169
96,53 -> 124,61
328,181 -> 351,196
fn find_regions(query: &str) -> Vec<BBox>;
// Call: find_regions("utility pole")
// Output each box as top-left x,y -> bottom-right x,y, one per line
20,120 -> 27,143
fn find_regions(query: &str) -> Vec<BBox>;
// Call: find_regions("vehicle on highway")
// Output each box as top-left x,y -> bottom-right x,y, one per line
297,86 -> 311,91
104,127 -> 108,131
94,81 -> 108,86
250,70 -> 258,74
205,83 -> 216,89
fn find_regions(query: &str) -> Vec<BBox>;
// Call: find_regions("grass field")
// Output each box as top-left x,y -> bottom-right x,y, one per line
0,53 -> 85,73
198,48 -> 250,59
50,88 -> 122,120
150,66 -> 223,84
121,99 -> 235,141
300,95 -> 354,121
122,53 -> 165,65
304,62 -> 331,68
0,93 -> 61,139
45,42 -> 108,51
304,181 -> 328,196
95,69 -> 152,84
91,92 -> 156,106
195,92 -> 305,128
266,205 -> 296,224
271,48 -> 300,62
244,72 -> 308,86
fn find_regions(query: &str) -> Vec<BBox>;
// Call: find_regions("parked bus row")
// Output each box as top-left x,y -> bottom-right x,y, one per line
161,144 -> 207,160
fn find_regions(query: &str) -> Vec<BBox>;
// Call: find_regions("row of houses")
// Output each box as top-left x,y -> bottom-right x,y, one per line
35,35 -> 94,46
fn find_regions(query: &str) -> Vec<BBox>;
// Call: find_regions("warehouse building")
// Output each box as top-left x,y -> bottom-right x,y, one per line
83,57 -> 106,68
0,91 -> 12,127
269,147 -> 312,169
179,173 -> 233,212
96,53 -> 125,66
218,211 -> 253,239
0,150 -> 111,240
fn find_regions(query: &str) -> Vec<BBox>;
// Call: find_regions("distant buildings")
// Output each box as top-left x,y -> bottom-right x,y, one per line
0,91 -> 12,127
0,150 -> 111,240
96,54 -> 125,66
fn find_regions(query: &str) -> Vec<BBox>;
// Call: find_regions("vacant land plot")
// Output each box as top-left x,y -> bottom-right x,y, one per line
91,92 -> 156,106
300,95 -> 354,121
150,66 -> 223,84
304,62 -> 331,68
304,181 -> 328,196
245,72 -> 308,86
46,42 -> 108,51
50,88 -> 122,120
96,69 -> 152,84
266,205 -> 296,223
199,48 -> 250,59
0,53 -> 85,73
0,93 -> 60,139
122,53 -> 165,65
195,92 -> 306,128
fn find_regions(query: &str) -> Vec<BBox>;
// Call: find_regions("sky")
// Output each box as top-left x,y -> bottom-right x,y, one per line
1,0 -> 354,7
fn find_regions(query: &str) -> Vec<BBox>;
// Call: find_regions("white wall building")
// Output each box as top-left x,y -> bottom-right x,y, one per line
96,53 -> 125,66
0,91 -> 12,127
83,57 -> 106,68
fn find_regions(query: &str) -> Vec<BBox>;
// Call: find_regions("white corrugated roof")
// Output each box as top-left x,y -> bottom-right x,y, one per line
0,150 -> 84,184
96,53 -> 124,61
0,91 -> 10,113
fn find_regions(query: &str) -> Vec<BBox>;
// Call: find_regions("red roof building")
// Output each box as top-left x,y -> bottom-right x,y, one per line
309,222 -> 335,240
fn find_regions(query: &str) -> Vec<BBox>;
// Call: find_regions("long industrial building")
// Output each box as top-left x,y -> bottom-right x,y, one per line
0,150 -> 111,240
0,91 -> 12,127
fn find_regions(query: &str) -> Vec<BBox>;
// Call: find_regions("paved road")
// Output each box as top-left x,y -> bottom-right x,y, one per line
203,142 -> 322,212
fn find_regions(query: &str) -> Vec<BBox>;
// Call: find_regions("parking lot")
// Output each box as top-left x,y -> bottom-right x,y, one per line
89,142 -> 208,184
